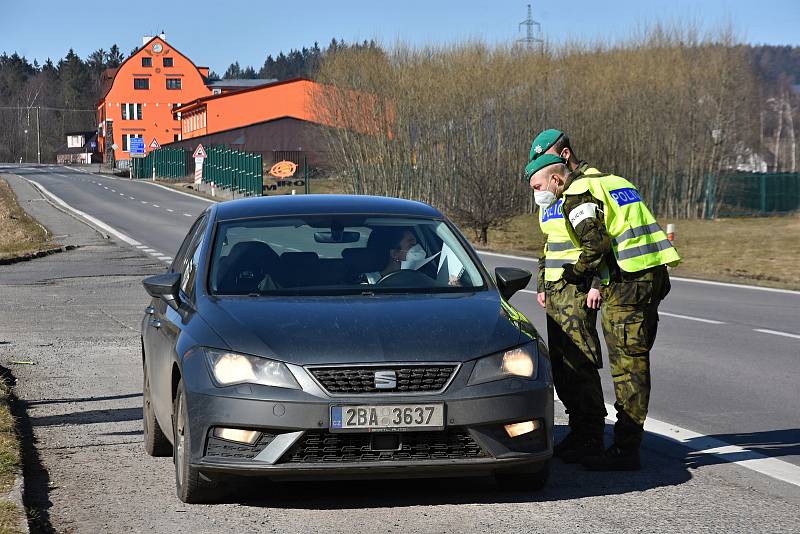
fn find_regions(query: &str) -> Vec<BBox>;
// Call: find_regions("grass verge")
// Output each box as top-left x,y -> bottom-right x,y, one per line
0,178 -> 55,261
0,376 -> 26,533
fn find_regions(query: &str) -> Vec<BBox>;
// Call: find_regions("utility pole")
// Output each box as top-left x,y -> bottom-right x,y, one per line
36,106 -> 41,164
518,3 -> 544,52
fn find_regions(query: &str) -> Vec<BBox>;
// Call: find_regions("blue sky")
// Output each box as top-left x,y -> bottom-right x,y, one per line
1,0 -> 798,73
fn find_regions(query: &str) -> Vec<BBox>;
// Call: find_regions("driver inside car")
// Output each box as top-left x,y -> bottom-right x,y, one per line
362,228 -> 427,284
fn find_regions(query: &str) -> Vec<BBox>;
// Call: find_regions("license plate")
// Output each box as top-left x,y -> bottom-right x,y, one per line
330,404 -> 445,432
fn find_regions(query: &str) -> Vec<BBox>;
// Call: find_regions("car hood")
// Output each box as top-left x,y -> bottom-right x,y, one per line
201,291 -> 524,365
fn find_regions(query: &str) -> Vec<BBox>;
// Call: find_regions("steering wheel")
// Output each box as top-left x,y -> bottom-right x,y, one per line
376,269 -> 436,288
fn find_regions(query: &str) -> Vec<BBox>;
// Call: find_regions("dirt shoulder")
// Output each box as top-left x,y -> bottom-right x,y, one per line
0,178 -> 58,262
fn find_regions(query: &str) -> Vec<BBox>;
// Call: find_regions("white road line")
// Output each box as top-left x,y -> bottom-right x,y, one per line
129,196 -> 135,200
659,311 -> 725,325
152,204 -> 160,208
141,180 -> 215,203
477,250 -> 800,295
103,186 -> 108,190
160,256 -> 173,261
753,328 -> 800,340
147,251 -> 162,256
119,193 -> 125,196
553,392 -> 800,488
141,201 -> 148,204
135,245 -> 148,249
166,208 -> 174,212
24,179 -> 141,247
183,213 -> 192,217
111,189 -> 116,192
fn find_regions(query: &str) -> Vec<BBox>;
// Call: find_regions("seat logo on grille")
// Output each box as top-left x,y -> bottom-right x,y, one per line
374,370 -> 397,389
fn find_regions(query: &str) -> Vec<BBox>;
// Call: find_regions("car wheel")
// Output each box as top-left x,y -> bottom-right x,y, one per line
495,460 -> 550,492
143,361 -> 172,457
173,378 -> 221,503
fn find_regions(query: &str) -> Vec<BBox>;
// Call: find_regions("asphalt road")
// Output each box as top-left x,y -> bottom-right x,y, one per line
1,167 -> 798,532
3,164 -> 800,487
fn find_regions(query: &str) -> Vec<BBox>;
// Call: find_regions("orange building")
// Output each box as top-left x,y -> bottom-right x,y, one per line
176,78 -> 332,140
96,34 -> 212,163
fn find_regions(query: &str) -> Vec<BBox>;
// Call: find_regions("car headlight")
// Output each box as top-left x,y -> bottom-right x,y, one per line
467,343 -> 537,385
203,348 -> 300,389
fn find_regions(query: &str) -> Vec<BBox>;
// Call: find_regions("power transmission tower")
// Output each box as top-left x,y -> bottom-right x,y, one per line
518,3 -> 543,52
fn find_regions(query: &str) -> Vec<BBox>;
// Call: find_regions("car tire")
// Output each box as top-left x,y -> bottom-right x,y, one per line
143,361 -> 172,457
173,378 -> 221,503
495,460 -> 550,492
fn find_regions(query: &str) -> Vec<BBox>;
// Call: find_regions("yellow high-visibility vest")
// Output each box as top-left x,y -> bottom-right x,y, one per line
538,198 -> 582,281
562,172 -> 681,272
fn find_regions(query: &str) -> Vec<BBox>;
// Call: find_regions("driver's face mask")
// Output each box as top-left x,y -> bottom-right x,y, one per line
401,244 -> 427,269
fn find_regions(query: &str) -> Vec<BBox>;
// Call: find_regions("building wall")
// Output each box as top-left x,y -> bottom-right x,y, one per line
180,79 -> 327,141
97,37 -> 211,161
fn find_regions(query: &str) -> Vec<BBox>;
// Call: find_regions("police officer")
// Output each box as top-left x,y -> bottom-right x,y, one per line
529,130 -> 607,464
525,131 -> 680,470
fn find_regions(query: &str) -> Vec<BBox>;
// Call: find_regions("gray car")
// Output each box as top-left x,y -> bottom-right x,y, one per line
141,195 -> 553,503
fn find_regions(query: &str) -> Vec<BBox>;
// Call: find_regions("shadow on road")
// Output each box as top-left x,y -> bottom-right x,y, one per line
25,392 -> 142,407
683,428 -> 800,468
30,406 -> 142,427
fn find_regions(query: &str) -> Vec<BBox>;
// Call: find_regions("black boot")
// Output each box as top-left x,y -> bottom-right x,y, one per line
581,444 -> 641,471
559,435 -> 605,464
553,431 -> 583,458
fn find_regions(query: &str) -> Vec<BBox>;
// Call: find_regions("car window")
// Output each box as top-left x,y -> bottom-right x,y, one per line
179,214 -> 208,300
208,215 -> 486,296
172,213 -> 207,274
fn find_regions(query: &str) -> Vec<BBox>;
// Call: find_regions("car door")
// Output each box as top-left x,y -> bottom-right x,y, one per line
147,213 -> 209,433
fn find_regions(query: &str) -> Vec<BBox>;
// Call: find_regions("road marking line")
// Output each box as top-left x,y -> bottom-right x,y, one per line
160,256 -> 173,261
119,193 -> 125,196
166,208 -> 174,212
135,245 -> 148,249
553,392 -> 800,488
111,189 -> 116,192
141,201 -> 148,204
103,186 -> 108,189
147,251 -> 162,256
142,248 -> 156,253
141,181 -> 215,203
183,213 -> 192,217
477,250 -> 800,295
25,179 -> 141,247
659,311 -> 725,325
753,328 -> 800,340
152,204 -> 160,208
129,196 -> 135,200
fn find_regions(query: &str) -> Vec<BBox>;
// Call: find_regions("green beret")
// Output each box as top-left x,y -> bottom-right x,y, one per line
529,129 -> 564,161
524,153 -> 565,180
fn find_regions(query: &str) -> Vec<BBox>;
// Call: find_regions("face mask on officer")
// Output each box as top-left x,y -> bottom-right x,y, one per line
534,175 -> 559,208
400,244 -> 428,269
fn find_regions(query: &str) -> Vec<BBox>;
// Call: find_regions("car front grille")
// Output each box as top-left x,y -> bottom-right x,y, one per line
283,430 -> 487,463
308,365 -> 458,394
205,432 -> 275,460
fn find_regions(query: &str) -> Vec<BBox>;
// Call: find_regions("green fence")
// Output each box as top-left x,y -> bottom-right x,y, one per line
201,145 -> 263,197
130,147 -> 191,181
713,172 -> 799,217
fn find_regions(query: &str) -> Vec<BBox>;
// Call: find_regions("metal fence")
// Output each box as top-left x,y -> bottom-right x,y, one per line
130,147 -> 191,181
201,146 -> 263,197
712,172 -> 799,217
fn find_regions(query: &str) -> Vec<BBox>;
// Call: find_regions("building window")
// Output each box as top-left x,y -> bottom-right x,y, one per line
122,134 -> 143,152
166,78 -> 182,90
134,78 -> 149,90
174,134 -> 180,142
163,57 -> 173,67
142,57 -> 152,67
121,103 -> 142,121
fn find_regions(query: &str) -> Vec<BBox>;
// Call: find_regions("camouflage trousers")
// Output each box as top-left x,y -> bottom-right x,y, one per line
545,279 -> 607,437
600,265 -> 670,450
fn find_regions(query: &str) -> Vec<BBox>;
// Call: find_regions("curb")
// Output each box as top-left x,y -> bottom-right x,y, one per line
3,473 -> 29,534
0,245 -> 77,266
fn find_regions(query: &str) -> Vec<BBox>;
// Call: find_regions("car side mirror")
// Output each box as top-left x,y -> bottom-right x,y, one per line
143,272 -> 182,311
495,267 -> 532,301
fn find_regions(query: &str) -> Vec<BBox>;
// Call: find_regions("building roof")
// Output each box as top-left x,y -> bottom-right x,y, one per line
206,79 -> 277,89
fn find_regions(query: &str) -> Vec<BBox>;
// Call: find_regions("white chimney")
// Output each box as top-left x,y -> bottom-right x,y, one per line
142,35 -> 152,45
159,31 -> 166,40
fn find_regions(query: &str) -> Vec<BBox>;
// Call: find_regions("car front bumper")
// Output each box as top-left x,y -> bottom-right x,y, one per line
182,352 -> 554,480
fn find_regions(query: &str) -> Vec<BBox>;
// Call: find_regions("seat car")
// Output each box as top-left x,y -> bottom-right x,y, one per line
141,195 -> 553,503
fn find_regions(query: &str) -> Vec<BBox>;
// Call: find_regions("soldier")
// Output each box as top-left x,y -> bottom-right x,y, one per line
529,130 -> 607,464
525,132 -> 680,470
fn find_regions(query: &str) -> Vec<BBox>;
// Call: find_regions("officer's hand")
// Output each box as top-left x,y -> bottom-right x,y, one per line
536,292 -> 546,308
586,288 -> 602,309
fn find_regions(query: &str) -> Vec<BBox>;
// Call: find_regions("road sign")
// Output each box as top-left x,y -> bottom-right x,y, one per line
193,144 -> 207,159
149,138 -> 160,150
129,137 -> 144,155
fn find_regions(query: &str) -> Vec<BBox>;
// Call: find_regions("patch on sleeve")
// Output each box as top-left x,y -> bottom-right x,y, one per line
568,203 -> 598,227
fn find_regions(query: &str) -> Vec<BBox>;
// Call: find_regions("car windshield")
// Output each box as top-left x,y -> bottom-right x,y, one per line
208,215 -> 486,295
